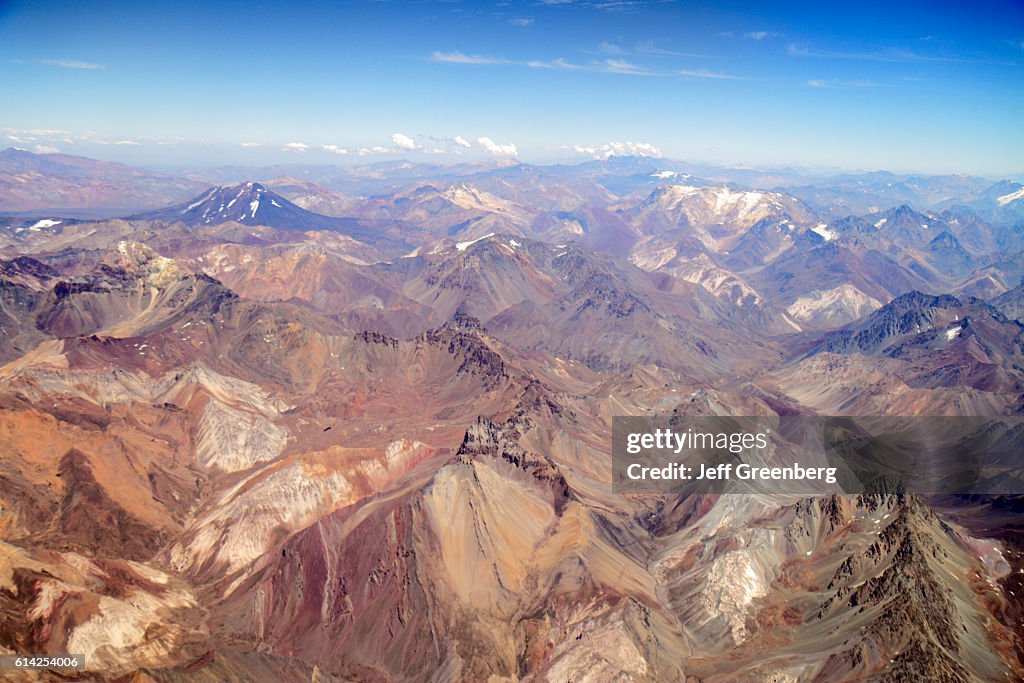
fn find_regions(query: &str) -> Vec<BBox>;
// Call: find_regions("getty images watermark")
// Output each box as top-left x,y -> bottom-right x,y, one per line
612,415 -> 1024,495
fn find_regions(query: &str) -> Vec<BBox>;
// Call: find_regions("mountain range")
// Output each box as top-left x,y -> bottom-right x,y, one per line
1,148 -> 1023,681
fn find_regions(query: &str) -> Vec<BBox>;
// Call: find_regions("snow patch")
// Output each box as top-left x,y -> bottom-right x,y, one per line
456,232 -> 495,251
28,219 -> 61,230
874,217 -> 887,229
183,189 -> 217,214
811,223 -> 837,241
945,326 -> 961,341
997,187 -> 1024,206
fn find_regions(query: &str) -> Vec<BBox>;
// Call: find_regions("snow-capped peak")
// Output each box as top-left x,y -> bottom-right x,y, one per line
456,232 -> 496,251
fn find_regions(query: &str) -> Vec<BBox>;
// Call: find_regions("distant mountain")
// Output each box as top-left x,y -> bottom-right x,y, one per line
926,231 -> 976,278
622,185 -> 816,263
0,147 -> 205,212
808,291 -> 1024,391
350,182 -> 534,242
264,176 -> 362,217
793,205 -> 1008,291
132,182 -> 408,250
765,291 -> 1024,415
182,159 -> 514,196
749,241 -> 934,311
782,172 -> 995,216
960,180 -> 1024,225
816,291 -> 967,355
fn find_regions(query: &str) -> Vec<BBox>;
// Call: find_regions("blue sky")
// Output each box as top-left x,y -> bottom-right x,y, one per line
1,0 -> 1022,175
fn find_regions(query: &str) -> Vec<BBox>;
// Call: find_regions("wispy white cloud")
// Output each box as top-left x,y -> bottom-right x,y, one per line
678,68 -> 744,80
632,41 -> 705,58
356,146 -> 392,156
806,78 -> 884,88
391,132 -> 419,150
509,17 -> 534,26
322,144 -> 349,155
432,49 -> 734,78
41,58 -> 104,70
787,43 -> 1014,65
429,51 -> 509,65
596,41 -> 705,59
572,141 -> 661,159
240,142 -> 261,148
526,57 -> 575,70
601,58 -> 652,74
477,137 -> 518,156
113,139 -> 139,146
592,0 -> 648,11
78,131 -> 110,145
33,145 -> 60,154
453,135 -> 472,148
23,128 -> 70,136
538,0 -> 649,12
744,31 -> 778,40
282,142 -> 309,152
597,42 -> 626,55
526,56 -> 657,74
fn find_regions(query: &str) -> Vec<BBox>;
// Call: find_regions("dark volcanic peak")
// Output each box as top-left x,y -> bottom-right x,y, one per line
134,182 -> 303,227
133,182 -> 409,251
